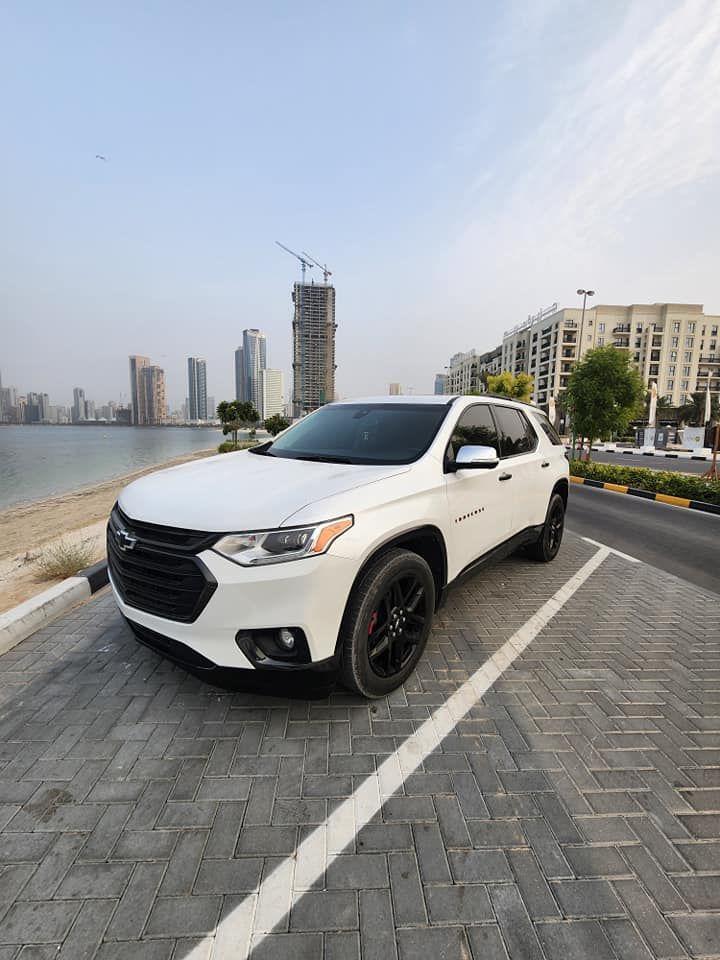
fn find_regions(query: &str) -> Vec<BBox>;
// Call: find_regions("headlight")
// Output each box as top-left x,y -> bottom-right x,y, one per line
213,516 -> 353,566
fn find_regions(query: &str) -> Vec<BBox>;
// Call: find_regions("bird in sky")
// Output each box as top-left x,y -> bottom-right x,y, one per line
95,154 -> 107,161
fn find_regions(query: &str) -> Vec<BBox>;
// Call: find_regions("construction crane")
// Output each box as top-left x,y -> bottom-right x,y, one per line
301,251 -> 333,284
275,241 -> 314,282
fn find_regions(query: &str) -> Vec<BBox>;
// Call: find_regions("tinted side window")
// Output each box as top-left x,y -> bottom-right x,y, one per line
447,404 -> 499,460
535,416 -> 563,445
493,407 -> 537,457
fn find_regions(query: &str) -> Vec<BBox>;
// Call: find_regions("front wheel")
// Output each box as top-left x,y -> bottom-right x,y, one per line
339,548 -> 435,698
527,492 -> 565,562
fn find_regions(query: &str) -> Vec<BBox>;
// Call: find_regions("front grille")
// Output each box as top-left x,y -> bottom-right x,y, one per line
108,505 -> 217,623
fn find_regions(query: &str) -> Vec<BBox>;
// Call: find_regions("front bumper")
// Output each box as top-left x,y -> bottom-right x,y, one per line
109,546 -> 359,675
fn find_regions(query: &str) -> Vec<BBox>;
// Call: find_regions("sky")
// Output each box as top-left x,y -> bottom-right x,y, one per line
2,0 -> 720,410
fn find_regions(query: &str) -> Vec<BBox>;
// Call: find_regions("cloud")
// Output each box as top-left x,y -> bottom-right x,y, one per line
449,0 -> 720,326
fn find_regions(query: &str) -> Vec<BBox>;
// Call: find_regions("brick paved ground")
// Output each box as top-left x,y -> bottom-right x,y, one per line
0,533 -> 718,959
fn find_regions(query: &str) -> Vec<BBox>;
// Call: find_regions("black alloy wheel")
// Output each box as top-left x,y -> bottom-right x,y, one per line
366,572 -> 428,679
339,548 -> 436,698
528,492 -> 565,562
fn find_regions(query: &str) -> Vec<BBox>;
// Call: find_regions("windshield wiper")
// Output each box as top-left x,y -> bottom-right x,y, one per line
294,454 -> 353,464
248,443 -> 275,457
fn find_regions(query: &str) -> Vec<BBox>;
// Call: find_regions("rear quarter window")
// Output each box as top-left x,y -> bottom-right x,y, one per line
493,406 -> 537,457
535,415 -> 563,445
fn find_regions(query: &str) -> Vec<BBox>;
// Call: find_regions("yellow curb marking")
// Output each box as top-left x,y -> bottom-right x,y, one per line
655,493 -> 691,508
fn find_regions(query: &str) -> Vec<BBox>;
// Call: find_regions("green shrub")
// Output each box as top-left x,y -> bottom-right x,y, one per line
217,439 -> 258,454
570,460 -> 720,505
37,539 -> 96,580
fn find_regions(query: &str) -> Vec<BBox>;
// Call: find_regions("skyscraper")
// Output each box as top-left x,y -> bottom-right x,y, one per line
141,366 -> 167,424
292,282 -> 336,417
187,357 -> 208,420
72,387 -> 86,423
129,356 -> 150,425
235,329 -> 267,411
260,369 -> 284,420
234,347 -> 245,403
389,383 -> 402,395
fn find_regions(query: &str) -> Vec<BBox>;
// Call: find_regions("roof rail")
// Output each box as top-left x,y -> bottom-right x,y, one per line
480,392 -> 537,409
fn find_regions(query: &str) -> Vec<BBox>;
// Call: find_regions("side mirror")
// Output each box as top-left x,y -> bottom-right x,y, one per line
450,445 -> 499,471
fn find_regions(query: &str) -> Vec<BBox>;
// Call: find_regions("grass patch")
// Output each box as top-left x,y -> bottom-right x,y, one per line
36,539 -> 96,580
218,440 -> 259,453
570,460 -> 720,505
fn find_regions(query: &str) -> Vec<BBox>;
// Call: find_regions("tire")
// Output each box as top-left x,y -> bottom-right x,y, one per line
527,492 -> 565,562
339,548 -> 436,698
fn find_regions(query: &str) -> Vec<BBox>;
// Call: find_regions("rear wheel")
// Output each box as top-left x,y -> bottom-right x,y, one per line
339,548 -> 435,698
527,492 -> 565,562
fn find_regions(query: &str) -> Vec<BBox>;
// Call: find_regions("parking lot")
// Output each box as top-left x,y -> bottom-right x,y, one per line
0,532 -> 718,959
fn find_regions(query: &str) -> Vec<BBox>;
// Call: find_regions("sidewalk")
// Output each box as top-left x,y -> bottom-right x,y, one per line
0,533 -> 717,959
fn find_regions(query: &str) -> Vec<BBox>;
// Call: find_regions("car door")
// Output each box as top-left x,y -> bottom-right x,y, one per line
444,403 -> 511,579
491,405 -> 546,533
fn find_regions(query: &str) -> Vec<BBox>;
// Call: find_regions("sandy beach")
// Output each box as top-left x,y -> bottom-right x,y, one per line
0,448 -> 216,613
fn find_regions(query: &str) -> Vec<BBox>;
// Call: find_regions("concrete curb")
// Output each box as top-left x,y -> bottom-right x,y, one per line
570,444 -> 712,461
570,475 -> 720,516
0,560 -> 109,657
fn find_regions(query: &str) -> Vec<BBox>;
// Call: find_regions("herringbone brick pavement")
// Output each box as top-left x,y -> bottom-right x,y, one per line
0,534 -> 718,959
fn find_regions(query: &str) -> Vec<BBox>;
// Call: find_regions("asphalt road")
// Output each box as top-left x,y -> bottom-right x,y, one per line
587,449 -> 711,474
566,481 -> 720,594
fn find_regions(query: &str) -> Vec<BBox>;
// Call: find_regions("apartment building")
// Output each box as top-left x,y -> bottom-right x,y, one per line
128,356 -> 166,425
501,303 -> 720,410
260,368 -> 284,420
444,346 -> 502,395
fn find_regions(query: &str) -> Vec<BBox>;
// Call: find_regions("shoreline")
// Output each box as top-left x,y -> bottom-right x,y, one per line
0,447 -> 218,614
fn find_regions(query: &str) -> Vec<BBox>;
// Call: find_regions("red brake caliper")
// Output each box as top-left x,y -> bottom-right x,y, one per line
368,611 -> 378,636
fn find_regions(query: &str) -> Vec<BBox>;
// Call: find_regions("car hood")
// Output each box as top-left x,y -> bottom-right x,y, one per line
117,450 -> 410,532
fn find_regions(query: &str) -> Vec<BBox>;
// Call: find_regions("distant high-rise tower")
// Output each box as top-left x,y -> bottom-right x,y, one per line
292,282 -> 336,417
129,356 -> 150,425
260,369 -> 284,420
236,329 -> 267,412
187,357 -> 208,420
72,387 -> 86,423
434,373 -> 448,395
234,347 -> 245,403
389,383 -> 402,396
141,366 -> 167,425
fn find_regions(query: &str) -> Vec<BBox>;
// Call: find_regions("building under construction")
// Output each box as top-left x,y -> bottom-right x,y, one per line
292,280 -> 337,417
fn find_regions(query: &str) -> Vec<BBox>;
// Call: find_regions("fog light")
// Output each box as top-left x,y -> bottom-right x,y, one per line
278,628 -> 295,650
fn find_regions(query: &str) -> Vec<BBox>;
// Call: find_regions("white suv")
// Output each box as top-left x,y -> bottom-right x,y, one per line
108,395 -> 568,697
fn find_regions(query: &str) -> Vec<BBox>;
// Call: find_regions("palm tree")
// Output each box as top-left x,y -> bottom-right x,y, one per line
677,391 -> 719,426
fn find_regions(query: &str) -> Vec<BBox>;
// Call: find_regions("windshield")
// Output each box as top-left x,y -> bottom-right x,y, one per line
253,403 -> 451,465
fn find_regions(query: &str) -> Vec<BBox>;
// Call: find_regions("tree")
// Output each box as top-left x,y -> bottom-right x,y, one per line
485,371 -> 534,403
565,347 -> 645,458
264,414 -> 291,436
216,400 -> 259,447
677,391 -> 719,426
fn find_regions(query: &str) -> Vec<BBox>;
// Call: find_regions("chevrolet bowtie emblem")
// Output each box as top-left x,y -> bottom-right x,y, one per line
115,527 -> 138,552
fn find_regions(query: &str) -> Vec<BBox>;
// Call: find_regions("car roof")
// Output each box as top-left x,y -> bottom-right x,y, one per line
333,394 -> 540,411
333,395 -> 456,406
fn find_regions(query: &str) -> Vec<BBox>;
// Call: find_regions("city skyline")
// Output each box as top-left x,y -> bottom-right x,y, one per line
4,3 -> 719,406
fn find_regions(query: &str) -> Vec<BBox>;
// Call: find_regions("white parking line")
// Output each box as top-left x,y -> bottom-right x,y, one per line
581,536 -> 640,563
189,545 -> 610,960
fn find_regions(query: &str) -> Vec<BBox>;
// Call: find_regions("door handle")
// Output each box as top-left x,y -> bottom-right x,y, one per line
541,461 -> 550,468
499,472 -> 513,481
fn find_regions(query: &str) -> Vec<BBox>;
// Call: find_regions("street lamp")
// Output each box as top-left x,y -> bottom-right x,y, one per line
576,288 -> 595,349
569,288 -> 595,460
